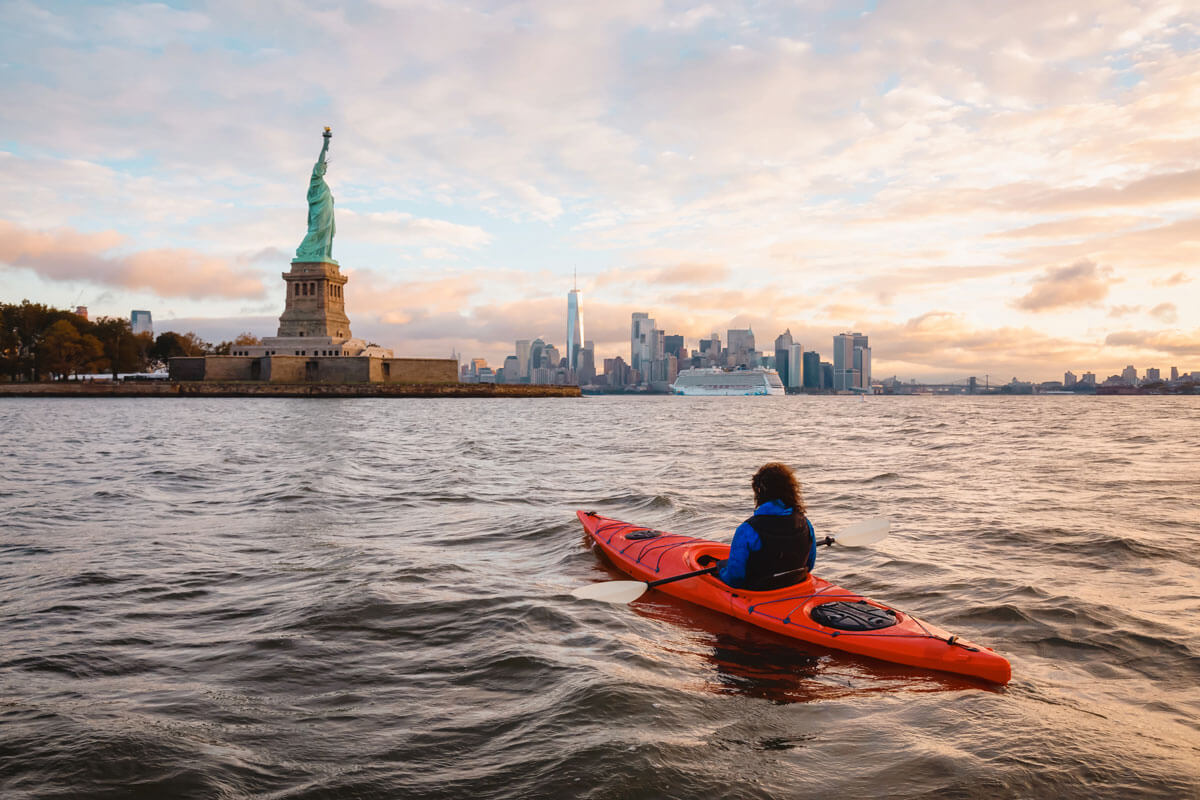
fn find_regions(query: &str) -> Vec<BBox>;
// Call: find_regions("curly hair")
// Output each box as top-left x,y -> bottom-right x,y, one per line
751,462 -> 806,516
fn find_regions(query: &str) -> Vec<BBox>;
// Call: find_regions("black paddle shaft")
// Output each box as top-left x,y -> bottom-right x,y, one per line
645,565 -> 720,588
644,562 -> 812,590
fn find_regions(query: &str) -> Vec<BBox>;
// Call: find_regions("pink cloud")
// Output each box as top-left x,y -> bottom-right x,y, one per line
1155,271 -> 1191,287
0,219 -> 265,299
593,261 -> 731,290
1148,302 -> 1177,323
1013,260 -> 1113,312
1105,329 -> 1200,357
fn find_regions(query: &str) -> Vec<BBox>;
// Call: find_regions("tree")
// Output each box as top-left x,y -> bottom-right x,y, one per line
132,331 -> 155,370
181,332 -> 210,355
151,331 -> 209,363
41,319 -> 103,380
92,317 -> 148,378
0,306 -> 21,381
211,332 -> 261,355
4,300 -> 67,381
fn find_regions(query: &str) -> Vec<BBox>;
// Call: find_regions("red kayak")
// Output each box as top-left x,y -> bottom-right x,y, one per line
577,511 -> 1011,685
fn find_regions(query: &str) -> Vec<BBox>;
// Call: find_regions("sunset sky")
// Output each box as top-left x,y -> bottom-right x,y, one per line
2,0 -> 1197,381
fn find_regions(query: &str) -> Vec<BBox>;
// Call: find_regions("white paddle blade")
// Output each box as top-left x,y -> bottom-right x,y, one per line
832,516 -> 891,547
571,580 -> 649,604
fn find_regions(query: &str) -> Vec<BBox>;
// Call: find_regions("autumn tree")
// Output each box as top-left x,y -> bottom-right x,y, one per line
211,332 -> 262,355
1,301 -> 93,381
150,331 -> 209,363
40,319 -> 103,380
92,317 -> 150,378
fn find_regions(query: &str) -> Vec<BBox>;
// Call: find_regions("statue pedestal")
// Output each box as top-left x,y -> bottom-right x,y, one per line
276,260 -> 352,339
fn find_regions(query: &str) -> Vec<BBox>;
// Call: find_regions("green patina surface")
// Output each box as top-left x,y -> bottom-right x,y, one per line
294,128 -> 337,264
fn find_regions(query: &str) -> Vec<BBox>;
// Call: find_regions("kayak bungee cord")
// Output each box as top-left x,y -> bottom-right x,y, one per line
592,518 -> 702,572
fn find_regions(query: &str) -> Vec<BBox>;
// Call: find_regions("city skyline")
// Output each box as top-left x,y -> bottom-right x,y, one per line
1,2 -> 1198,382
460,289 -> 1194,389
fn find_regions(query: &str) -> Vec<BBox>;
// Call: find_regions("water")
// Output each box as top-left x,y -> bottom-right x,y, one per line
1,396 -> 1198,799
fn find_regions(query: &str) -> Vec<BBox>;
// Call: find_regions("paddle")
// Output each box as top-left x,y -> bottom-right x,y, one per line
572,516 -> 891,604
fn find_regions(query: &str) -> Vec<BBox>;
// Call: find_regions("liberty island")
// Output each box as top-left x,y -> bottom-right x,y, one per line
0,129 -> 577,397
162,128 -> 575,395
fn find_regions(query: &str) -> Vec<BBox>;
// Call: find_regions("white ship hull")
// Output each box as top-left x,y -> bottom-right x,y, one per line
671,368 -> 786,396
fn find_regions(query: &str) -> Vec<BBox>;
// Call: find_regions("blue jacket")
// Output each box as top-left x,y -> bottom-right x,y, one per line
719,499 -> 816,588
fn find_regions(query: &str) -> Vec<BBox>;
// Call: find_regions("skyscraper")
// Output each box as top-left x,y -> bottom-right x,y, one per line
698,333 -> 721,366
853,345 -> 871,390
566,285 -> 584,372
803,351 -> 820,390
834,331 -> 870,390
787,343 -> 803,390
852,332 -> 871,389
774,329 -> 794,387
529,339 -> 546,371
727,328 -> 755,368
631,313 -> 655,374
578,340 -> 596,385
515,340 -> 531,381
131,310 -> 153,336
832,333 -> 854,390
502,355 -> 520,383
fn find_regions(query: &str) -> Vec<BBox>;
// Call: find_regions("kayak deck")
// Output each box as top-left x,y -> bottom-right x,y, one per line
577,510 -> 1011,685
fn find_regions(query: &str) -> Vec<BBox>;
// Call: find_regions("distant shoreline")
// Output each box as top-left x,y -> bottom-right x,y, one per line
2,382 -> 1191,398
0,382 -> 581,399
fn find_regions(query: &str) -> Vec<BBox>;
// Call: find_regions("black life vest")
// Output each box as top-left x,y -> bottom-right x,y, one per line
742,512 -> 810,591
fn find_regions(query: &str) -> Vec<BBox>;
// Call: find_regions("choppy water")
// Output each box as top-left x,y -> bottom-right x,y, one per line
1,395 -> 1198,799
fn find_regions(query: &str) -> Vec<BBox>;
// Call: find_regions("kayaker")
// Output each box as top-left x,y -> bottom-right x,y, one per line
711,462 -> 816,590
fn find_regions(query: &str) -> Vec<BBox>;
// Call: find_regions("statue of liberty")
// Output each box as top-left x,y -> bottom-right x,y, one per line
295,127 -> 336,262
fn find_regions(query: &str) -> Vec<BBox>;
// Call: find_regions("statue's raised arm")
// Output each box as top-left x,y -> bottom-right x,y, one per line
294,127 -> 336,263
318,127 -> 330,164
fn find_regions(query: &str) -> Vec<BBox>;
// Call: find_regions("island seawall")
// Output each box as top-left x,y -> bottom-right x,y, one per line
0,382 -> 581,399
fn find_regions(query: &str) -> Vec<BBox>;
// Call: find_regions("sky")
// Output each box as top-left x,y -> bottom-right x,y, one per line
1,0 -> 1198,382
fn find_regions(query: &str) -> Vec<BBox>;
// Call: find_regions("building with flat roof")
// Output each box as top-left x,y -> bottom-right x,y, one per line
131,310 -> 153,336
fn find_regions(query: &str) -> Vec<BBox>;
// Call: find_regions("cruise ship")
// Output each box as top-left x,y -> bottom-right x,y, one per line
671,367 -> 786,396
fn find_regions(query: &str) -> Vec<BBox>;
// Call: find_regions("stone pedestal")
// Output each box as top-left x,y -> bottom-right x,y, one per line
277,260 -> 352,338
233,258 -> 393,360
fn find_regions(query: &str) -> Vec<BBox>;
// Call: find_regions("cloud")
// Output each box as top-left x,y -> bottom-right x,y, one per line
593,261 -> 731,289
0,220 -> 265,299
889,169 -> 1200,220
1009,217 -> 1200,273
249,246 -> 289,263
150,315 -> 277,342
853,264 -> 1012,303
1104,329 -> 1200,358
856,311 -> 1104,381
338,211 -> 492,249
1013,260 -> 1114,312
1108,305 -> 1142,318
1149,302 -> 1177,323
341,270 -> 487,321
988,216 -> 1150,239
1155,271 -> 1191,287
